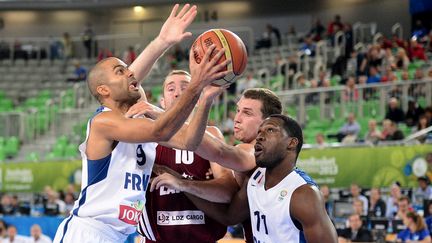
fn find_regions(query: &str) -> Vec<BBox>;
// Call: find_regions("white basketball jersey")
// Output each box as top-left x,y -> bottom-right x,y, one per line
71,106 -> 157,238
247,167 -> 317,243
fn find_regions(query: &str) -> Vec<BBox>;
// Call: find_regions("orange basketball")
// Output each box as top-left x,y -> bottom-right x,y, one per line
191,29 -> 248,86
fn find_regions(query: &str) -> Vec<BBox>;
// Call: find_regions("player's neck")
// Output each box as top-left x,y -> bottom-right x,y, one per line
102,100 -> 132,114
264,156 -> 295,190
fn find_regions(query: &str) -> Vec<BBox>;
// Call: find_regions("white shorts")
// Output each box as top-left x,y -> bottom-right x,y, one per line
54,215 -> 128,243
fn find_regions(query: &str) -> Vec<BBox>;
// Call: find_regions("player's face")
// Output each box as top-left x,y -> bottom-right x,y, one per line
102,58 -> 141,104
161,74 -> 191,110
254,117 -> 289,169
234,97 -> 264,143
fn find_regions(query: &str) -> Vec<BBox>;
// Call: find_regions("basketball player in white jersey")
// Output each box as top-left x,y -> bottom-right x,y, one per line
54,4 -> 231,243
152,114 -> 337,243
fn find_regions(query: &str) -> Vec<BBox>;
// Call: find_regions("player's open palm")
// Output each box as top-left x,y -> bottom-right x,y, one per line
189,45 -> 231,87
158,4 -> 197,46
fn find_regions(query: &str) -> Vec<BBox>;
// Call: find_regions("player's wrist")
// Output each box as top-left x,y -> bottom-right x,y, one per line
153,36 -> 172,51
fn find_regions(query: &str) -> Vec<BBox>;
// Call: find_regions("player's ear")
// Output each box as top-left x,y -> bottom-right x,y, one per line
97,85 -> 110,97
287,137 -> 299,151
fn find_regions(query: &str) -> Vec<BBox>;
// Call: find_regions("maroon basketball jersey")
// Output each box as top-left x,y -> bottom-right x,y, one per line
145,145 -> 227,243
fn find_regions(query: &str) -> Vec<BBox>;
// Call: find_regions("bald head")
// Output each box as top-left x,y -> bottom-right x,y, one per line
87,57 -> 119,102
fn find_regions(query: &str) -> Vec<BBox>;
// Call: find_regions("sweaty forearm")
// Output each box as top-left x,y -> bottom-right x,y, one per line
153,82 -> 202,141
186,194 -> 243,226
183,98 -> 213,151
181,178 -> 236,203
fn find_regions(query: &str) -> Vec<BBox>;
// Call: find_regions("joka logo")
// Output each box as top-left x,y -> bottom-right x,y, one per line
119,205 -> 142,225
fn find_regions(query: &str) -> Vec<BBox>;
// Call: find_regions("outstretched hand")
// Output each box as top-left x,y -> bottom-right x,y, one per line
158,4 -> 197,46
189,45 -> 231,88
150,173 -> 185,192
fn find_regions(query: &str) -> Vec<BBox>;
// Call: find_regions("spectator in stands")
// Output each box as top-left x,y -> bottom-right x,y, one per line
295,73 -> 310,89
381,119 -> 405,141
344,24 -> 354,57
401,70 -> 410,81
414,115 -> 432,143
396,211 -> 431,243
338,213 -> 373,243
82,22 -> 94,59
97,48 -> 113,62
30,224 -> 52,243
327,15 -> 344,38
43,188 -> 65,216
406,100 -> 425,127
349,183 -> 368,215
426,68 -> 432,81
0,194 -> 16,215
317,70 -> 329,87
66,60 -> 87,82
320,185 -> 334,218
352,199 -> 366,217
412,20 -> 428,41
364,119 -> 382,145
414,68 -> 425,81
366,66 -> 381,84
342,76 -> 359,102
385,98 -> 405,124
0,220 -> 7,239
266,24 -> 281,46
315,133 -> 328,149
122,46 -> 137,66
61,32 -> 73,73
396,196 -> 413,220
299,35 -> 316,56
48,36 -> 61,61
409,39 -> 427,61
381,67 -> 398,83
328,113 -> 361,143
309,18 -> 326,41
4,224 -> 29,243
413,176 -> 432,208
425,202 -> 432,237
306,79 -> 319,103
236,71 -> 261,95
395,48 -> 410,70
382,48 -> 396,71
425,107 -> 432,127
63,192 -> 75,215
368,188 -> 386,217
386,182 -> 402,218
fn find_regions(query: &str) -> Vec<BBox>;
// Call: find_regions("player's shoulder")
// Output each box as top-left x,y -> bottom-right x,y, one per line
292,184 -> 322,205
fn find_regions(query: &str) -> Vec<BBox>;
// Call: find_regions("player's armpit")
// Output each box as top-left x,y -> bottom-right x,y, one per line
290,185 -> 337,243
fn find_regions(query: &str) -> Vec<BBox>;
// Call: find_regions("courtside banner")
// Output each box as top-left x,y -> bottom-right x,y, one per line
0,160 -> 81,192
298,144 -> 432,188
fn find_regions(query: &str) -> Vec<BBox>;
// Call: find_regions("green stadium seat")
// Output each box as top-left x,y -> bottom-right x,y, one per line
56,135 -> 69,146
64,144 -> 78,158
306,106 -> 320,121
0,146 -> 6,161
4,136 -> 19,157
26,152 -> 40,162
0,90 -> 6,99
52,143 -> 66,158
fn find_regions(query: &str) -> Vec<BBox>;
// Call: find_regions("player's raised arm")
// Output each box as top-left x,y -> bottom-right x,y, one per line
129,4 -> 197,84
290,185 -> 338,243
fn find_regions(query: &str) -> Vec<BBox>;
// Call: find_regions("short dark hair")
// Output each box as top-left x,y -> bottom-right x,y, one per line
269,114 -> 303,155
242,88 -> 282,118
